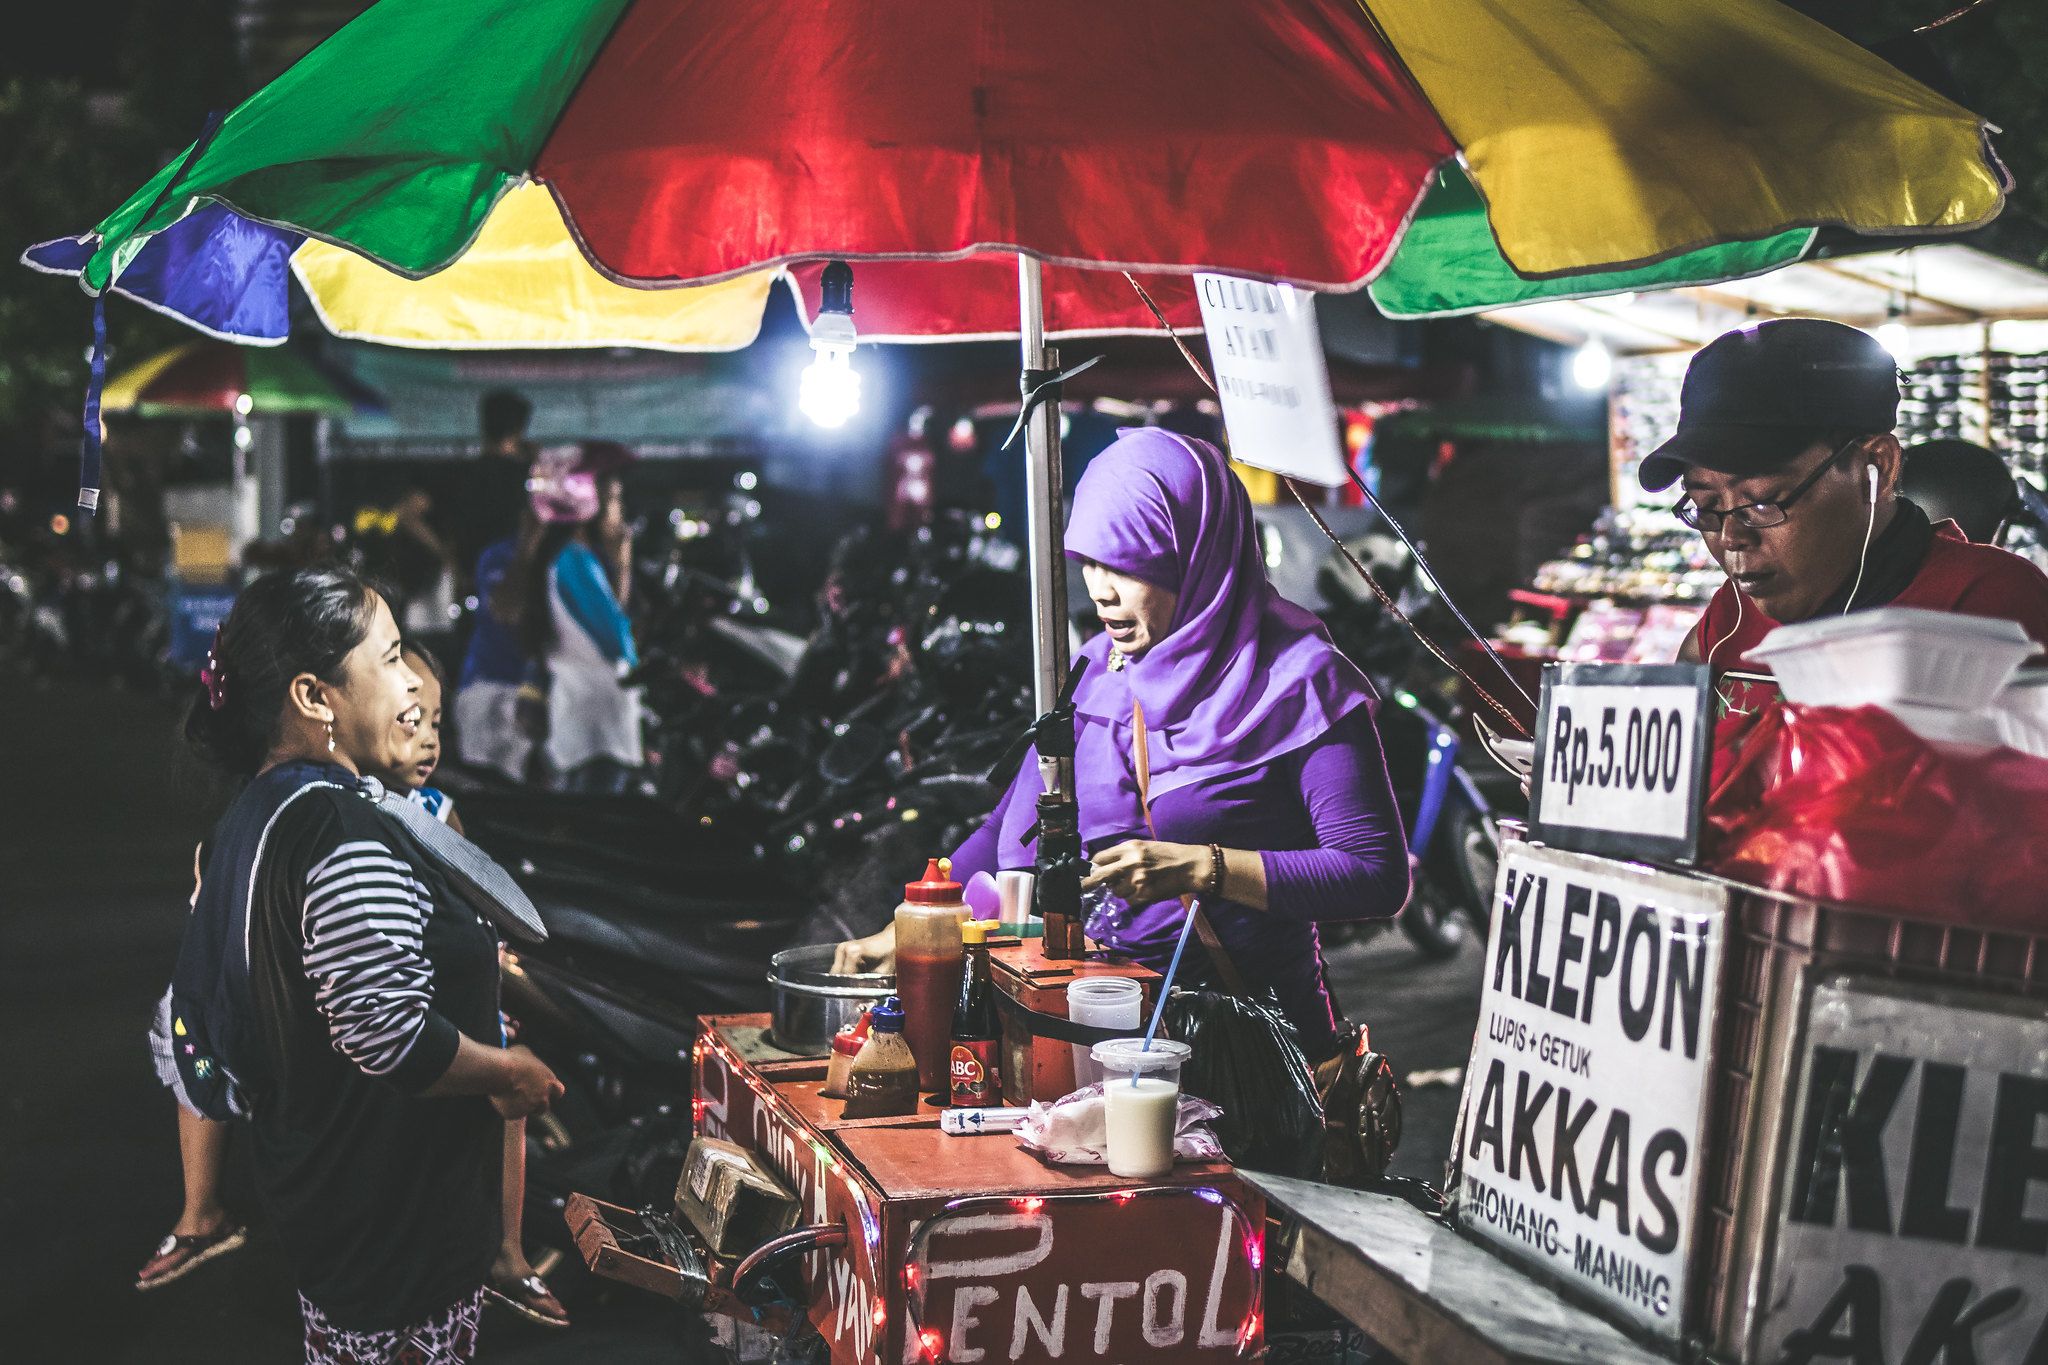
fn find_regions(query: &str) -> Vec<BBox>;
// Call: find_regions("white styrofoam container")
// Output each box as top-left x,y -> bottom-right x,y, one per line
1746,606 -> 2038,711
1882,700 -> 2006,753
1996,671 -> 2048,759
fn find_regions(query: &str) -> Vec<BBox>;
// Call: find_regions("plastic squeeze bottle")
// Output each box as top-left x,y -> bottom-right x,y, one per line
841,997 -> 920,1119
820,1007 -> 873,1100
894,858 -> 968,1094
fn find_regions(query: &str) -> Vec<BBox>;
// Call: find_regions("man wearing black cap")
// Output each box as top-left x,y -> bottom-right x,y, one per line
1642,319 -> 2048,713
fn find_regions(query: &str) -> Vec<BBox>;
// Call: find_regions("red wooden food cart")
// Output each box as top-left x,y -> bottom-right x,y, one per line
569,945 -> 1267,1365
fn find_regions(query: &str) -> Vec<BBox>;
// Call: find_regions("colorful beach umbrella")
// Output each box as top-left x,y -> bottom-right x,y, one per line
31,0 -> 2004,356
25,0 -> 2010,928
100,340 -> 364,418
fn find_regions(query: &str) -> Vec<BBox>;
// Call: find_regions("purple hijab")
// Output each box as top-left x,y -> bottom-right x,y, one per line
995,427 -> 1372,863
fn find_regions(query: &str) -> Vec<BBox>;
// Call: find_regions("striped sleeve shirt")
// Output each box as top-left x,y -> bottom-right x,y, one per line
301,840 -> 438,1076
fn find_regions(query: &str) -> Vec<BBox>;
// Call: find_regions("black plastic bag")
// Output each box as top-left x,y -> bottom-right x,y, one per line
1163,986 -> 1324,1178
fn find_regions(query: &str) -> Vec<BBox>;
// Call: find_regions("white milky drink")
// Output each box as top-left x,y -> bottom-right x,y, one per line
1091,1037 -> 1193,1180
1104,1076 -> 1181,1177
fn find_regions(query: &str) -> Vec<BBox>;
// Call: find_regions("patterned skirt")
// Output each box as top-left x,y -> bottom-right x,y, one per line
301,1287 -> 485,1365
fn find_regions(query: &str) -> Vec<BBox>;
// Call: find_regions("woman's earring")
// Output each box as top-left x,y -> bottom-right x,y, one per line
325,720 -> 337,753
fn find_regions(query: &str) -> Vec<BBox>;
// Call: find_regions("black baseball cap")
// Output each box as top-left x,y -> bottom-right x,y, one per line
1637,318 -> 1900,492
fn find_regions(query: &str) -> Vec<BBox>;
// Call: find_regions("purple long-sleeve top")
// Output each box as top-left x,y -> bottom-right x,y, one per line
950,705 -> 1409,1060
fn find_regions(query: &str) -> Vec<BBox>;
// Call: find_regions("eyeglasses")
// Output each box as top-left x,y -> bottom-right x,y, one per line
1673,437 -> 1863,533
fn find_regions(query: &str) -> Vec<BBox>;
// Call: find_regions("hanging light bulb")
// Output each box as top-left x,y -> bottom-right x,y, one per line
800,260 -> 862,428
1872,294 -> 1909,359
1875,292 -> 1916,358
1571,339 -> 1612,391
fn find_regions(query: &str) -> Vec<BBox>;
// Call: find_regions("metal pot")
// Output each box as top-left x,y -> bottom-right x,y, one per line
767,945 -> 895,1056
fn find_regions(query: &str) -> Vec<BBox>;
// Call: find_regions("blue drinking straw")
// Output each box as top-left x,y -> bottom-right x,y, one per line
1133,898 -> 1202,1082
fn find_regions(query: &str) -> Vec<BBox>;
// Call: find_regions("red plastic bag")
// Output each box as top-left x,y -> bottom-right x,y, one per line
1706,703 -> 2048,929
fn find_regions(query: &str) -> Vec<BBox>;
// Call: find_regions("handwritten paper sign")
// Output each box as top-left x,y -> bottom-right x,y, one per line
1531,662 -> 1713,865
1194,273 -> 1348,487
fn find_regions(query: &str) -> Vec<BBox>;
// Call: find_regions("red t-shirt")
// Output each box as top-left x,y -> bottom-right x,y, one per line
1694,522 -> 2048,714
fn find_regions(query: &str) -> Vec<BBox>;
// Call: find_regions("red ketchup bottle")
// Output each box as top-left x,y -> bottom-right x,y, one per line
893,858 -> 967,1095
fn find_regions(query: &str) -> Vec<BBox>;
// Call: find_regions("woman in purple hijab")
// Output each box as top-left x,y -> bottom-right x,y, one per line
845,428 -> 1409,1061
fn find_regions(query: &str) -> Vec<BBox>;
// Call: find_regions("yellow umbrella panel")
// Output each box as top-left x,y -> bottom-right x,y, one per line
1367,0 -> 2006,278
292,183 -> 777,352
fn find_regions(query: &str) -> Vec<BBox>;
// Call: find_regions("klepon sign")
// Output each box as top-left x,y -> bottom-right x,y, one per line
1758,979 -> 2048,1365
1454,843 -> 1727,1339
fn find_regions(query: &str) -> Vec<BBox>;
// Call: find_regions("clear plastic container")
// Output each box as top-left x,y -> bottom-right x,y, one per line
1067,978 -> 1144,1090
1747,606 -> 2038,711
894,859 -> 968,1093
996,870 -> 1039,937
1091,1037 -> 1192,1179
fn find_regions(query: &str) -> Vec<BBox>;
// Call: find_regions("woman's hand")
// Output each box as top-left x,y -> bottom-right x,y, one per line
1083,840 -> 1208,905
490,1044 -> 564,1120
832,924 -> 897,975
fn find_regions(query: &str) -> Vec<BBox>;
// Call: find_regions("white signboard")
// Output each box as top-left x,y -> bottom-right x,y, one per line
1455,843 -> 1727,1339
1193,273 -> 1348,487
1531,662 -> 1713,864
1759,978 -> 2048,1365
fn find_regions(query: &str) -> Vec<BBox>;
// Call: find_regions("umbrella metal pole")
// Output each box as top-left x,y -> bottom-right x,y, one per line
1019,255 -> 1083,958
1019,256 -> 1074,801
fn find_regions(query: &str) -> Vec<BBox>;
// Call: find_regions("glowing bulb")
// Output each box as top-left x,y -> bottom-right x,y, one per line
1571,340 -> 1612,391
802,260 -> 861,428
234,424 -> 254,449
983,512 -> 1002,531
1874,321 -> 1909,358
233,392 -> 254,416
800,344 -> 862,428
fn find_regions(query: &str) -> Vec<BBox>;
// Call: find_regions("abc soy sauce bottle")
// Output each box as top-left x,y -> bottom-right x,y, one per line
949,920 -> 1002,1107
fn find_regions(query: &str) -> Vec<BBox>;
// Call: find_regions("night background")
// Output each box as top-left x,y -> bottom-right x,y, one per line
5,2 -> 2048,1363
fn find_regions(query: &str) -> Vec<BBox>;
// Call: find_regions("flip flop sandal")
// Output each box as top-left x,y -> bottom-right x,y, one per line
136,1226 -> 248,1291
485,1273 -> 571,1328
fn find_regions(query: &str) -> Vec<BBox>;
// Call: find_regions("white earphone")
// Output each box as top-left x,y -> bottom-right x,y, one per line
1712,456 -> 1886,671
1844,461 -> 1880,614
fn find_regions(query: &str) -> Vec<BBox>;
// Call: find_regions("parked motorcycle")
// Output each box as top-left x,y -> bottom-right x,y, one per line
448,509 -> 1035,1270
1315,527 -> 1514,958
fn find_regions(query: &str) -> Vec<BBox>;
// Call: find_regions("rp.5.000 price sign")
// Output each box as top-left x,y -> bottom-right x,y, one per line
1530,663 -> 1712,865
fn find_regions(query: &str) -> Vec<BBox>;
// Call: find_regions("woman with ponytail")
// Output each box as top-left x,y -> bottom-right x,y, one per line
166,566 -> 560,1364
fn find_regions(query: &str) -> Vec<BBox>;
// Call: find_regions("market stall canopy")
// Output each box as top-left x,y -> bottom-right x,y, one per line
1479,244 -> 2048,362
27,0 -> 2006,355
1372,397 -> 1605,447
323,344 -> 788,455
922,339 -> 1473,416
101,339 -> 370,418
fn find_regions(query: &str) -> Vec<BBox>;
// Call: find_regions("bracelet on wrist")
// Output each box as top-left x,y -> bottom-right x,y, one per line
1205,843 -> 1226,899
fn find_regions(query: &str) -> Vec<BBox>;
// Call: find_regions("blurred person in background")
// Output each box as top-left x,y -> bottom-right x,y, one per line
455,502 -> 543,784
1900,437 -> 2022,546
519,445 -> 643,792
458,390 -> 537,598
